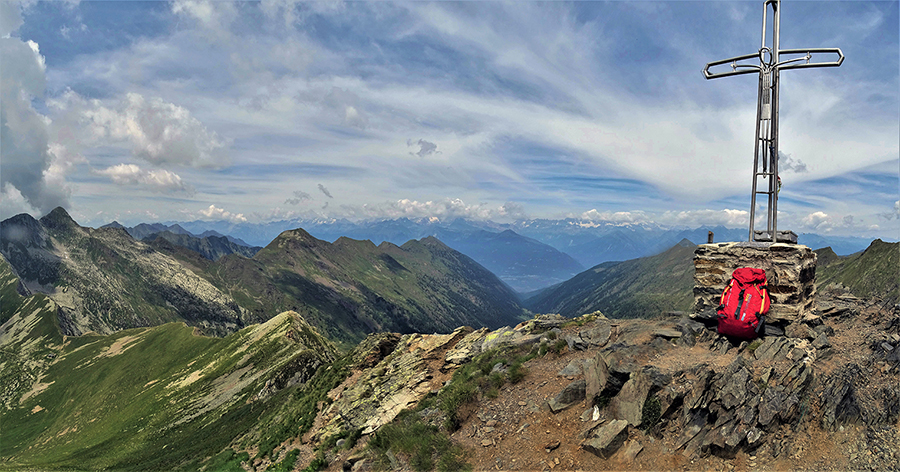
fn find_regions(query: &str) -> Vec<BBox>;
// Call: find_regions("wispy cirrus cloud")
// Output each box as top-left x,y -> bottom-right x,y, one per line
7,0 -> 896,239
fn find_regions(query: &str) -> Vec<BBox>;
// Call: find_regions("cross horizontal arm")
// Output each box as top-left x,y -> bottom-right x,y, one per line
776,48 -> 844,71
703,52 -> 762,79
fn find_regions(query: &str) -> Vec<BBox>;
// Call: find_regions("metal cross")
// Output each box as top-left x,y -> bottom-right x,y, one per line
703,0 -> 843,243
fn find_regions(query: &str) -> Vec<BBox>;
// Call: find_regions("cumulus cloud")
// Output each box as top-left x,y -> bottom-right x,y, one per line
0,1 -> 23,37
801,211 -> 832,231
580,209 -> 650,224
198,204 -> 247,223
407,139 -> 440,158
94,164 -> 192,193
285,190 -> 312,205
317,184 -> 333,198
778,151 -> 808,174
0,21 -> 70,218
50,91 -> 229,169
0,183 -> 40,219
577,209 -> 752,228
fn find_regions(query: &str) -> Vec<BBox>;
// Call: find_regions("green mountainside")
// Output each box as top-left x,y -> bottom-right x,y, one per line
188,230 -> 525,346
0,273 -> 341,471
524,239 -> 697,318
815,239 -> 899,305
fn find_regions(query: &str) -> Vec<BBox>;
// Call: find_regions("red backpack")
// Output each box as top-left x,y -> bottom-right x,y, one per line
717,268 -> 770,339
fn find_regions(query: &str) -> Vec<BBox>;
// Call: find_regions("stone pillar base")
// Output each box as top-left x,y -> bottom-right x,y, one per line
692,242 -> 817,325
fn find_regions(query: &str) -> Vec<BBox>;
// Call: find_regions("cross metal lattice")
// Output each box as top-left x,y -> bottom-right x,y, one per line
704,0 -> 843,243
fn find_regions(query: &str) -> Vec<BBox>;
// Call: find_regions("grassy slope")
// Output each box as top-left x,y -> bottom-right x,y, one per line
524,241 -> 696,318
0,255 -> 27,325
816,239 -> 899,305
0,282 -> 342,472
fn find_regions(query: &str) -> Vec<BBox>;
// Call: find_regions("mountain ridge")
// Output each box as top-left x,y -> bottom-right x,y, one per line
1,209 -> 527,345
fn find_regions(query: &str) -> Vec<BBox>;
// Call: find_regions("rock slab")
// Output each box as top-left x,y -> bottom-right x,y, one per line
582,419 -> 629,458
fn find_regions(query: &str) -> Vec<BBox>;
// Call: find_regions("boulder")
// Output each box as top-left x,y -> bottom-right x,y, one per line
609,372 -> 651,426
582,419 -> 628,458
549,379 -> 586,413
480,327 -> 542,352
517,313 -> 567,332
583,354 -> 609,400
580,319 -> 613,348
812,333 -> 831,350
558,360 -> 583,377
621,440 -> 643,462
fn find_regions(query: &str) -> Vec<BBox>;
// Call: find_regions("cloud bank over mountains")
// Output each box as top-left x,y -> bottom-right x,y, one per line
1,0 -> 897,238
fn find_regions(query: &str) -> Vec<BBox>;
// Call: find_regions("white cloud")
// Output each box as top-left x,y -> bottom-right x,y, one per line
801,211 -> 833,232
580,209 -> 650,224
778,151 -> 808,174
95,164 -> 191,193
0,1 -> 23,37
346,198 -> 521,221
19,1 -> 898,240
324,87 -> 368,129
171,0 -> 237,40
660,209 -> 751,227
0,27 -> 70,216
198,204 -> 247,223
50,91 -> 229,169
578,208 -> 751,228
0,183 -> 39,220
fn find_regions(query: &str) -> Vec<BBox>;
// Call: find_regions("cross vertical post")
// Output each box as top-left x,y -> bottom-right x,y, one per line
703,0 -> 843,243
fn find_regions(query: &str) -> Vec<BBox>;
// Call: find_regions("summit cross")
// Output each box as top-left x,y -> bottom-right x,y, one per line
703,0 -> 843,243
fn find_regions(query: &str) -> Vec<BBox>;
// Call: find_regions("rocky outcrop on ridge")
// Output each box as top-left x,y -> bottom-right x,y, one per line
314,290 -> 898,472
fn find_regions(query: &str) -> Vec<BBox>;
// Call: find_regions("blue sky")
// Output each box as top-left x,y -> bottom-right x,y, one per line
1,0 -> 897,238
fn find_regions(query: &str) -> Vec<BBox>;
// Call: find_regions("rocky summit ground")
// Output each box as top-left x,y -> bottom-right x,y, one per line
289,284 -> 900,472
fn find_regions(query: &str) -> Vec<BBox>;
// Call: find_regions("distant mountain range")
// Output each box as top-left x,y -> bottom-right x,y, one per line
1,209 -> 526,345
164,216 -> 878,262
103,221 -> 257,252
